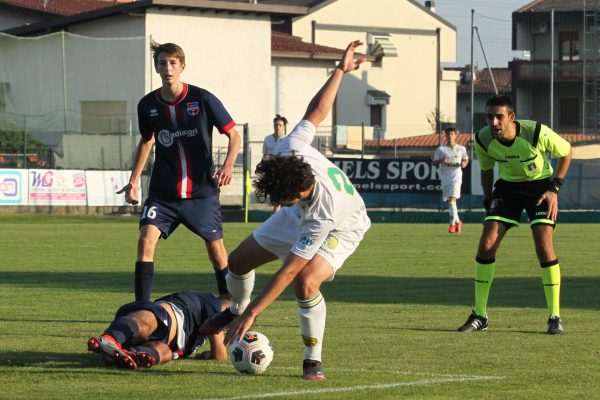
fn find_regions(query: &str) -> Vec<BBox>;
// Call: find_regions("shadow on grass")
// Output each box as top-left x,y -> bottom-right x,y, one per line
0,351 -> 237,375
0,351 -> 98,369
0,271 -> 598,310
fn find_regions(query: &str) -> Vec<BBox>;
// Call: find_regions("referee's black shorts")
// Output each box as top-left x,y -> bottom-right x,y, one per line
485,178 -> 555,228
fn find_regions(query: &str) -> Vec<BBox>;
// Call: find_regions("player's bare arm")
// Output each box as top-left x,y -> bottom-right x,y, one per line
213,127 -> 241,187
224,254 -> 311,346
303,40 -> 366,128
480,169 -> 494,200
432,156 -> 448,166
197,332 -> 228,360
117,136 -> 155,205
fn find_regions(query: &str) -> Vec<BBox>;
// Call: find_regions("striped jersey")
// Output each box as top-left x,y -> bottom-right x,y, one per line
137,83 -> 235,199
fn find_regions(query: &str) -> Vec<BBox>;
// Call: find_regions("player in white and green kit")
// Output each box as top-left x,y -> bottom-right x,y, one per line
433,127 -> 469,233
199,41 -> 371,380
458,95 -> 572,335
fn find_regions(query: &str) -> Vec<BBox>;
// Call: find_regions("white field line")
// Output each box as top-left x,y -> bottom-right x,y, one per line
201,374 -> 504,400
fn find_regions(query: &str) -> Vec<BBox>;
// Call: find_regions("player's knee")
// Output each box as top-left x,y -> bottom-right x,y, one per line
477,240 -> 497,258
138,236 -> 156,255
294,273 -> 320,299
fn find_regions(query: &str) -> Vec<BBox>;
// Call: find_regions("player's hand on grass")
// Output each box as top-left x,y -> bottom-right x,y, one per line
196,351 -> 214,360
116,182 -> 139,205
537,191 -> 558,221
224,312 -> 255,346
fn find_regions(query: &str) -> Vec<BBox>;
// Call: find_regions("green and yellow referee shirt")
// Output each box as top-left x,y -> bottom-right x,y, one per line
475,120 -> 571,182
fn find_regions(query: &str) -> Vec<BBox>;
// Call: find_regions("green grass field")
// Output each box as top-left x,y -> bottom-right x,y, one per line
0,215 -> 598,399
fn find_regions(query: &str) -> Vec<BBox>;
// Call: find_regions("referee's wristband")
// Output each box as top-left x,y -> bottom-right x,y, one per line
548,177 -> 564,193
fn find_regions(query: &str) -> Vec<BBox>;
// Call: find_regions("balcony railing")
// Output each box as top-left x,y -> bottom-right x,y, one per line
512,60 -> 600,82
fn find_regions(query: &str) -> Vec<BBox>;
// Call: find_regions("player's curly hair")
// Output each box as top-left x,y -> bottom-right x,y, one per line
254,156 -> 315,206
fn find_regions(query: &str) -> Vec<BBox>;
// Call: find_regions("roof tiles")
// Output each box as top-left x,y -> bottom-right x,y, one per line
455,67 -> 512,94
0,0 -> 117,16
365,132 -> 600,150
272,30 -> 345,59
516,0 -> 600,13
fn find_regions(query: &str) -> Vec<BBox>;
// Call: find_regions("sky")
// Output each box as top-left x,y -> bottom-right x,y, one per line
422,0 -> 533,68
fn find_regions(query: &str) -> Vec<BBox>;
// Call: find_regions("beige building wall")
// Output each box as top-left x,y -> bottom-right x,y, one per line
291,0 -> 457,138
271,59 -> 335,128
571,145 -> 600,160
441,70 -> 461,125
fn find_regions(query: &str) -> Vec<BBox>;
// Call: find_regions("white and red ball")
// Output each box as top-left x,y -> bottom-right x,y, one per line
229,331 -> 274,374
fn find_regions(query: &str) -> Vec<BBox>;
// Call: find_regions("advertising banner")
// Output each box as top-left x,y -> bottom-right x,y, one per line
330,157 -> 471,194
85,170 -> 140,206
28,169 -> 87,205
0,169 -> 28,205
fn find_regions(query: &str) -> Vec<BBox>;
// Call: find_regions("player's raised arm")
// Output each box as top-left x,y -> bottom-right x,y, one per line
303,40 -> 366,128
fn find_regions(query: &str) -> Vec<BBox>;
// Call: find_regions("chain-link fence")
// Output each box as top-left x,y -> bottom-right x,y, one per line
2,26 -> 599,211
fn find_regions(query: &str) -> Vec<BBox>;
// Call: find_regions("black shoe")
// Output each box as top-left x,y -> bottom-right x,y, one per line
457,311 -> 488,332
302,359 -> 326,381
547,315 -> 564,335
198,308 -> 237,335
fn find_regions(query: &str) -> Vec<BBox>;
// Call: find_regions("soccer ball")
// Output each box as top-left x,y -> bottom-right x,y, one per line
229,331 -> 274,374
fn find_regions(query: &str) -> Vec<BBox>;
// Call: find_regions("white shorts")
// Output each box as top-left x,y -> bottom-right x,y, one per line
442,184 -> 461,202
252,207 -> 367,280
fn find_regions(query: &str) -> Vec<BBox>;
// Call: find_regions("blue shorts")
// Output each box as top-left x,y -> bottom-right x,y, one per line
155,291 -> 221,357
139,195 -> 223,241
485,178 -> 554,228
114,300 -> 171,346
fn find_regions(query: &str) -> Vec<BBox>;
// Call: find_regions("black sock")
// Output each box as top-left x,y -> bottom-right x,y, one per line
105,316 -> 139,345
132,345 -> 160,365
135,261 -> 154,301
214,267 -> 229,295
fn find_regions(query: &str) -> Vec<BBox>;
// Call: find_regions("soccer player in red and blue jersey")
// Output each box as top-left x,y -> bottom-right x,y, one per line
117,41 -> 240,301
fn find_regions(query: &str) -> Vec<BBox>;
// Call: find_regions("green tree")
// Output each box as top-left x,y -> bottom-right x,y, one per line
0,119 -> 43,150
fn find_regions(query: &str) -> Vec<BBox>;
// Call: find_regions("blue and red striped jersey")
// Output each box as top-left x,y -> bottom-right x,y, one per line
137,83 -> 235,199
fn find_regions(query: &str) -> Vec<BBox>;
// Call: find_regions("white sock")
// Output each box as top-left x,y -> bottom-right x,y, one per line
449,203 -> 458,224
298,292 -> 326,362
226,270 -> 255,315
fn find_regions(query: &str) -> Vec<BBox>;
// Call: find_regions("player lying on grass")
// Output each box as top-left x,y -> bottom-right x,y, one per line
88,291 -> 229,369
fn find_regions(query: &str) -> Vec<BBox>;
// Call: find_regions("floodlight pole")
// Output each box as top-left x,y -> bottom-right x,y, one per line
474,27 -> 498,95
550,9 -> 555,130
470,9 -> 475,163
436,28 -> 441,146
61,31 -> 68,134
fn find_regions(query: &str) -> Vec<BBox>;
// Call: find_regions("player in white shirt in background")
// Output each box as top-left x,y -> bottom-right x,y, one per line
433,127 -> 469,233
262,114 -> 288,156
262,114 -> 288,214
200,40 -> 371,381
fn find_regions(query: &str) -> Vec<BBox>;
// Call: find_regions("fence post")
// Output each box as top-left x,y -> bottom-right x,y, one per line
23,129 -> 27,169
242,123 -> 250,222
